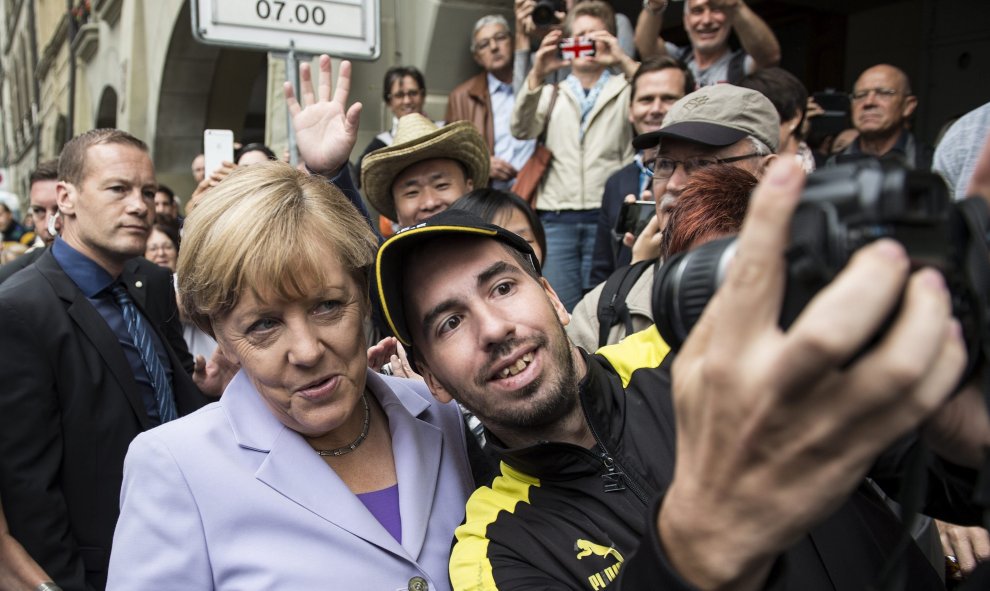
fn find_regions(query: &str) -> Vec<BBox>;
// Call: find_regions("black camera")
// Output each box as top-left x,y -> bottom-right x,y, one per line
808,90 -> 851,145
653,160 -> 990,380
532,0 -> 566,26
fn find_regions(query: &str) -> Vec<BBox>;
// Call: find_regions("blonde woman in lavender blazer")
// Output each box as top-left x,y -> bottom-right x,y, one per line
107,163 -> 473,591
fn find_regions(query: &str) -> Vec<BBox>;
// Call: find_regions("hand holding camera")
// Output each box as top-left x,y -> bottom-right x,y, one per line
515,0 -> 566,36
658,157 -> 970,590
531,0 -> 566,27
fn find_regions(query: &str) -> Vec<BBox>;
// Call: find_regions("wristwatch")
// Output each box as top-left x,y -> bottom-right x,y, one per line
643,0 -> 668,15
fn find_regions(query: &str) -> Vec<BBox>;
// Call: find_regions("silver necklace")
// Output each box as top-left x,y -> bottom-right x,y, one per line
315,394 -> 370,457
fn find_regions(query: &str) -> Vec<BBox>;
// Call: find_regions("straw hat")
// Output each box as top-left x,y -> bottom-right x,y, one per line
361,114 -> 490,222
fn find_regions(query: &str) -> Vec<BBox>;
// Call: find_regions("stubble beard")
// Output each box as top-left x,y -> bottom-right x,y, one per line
442,316 -> 581,436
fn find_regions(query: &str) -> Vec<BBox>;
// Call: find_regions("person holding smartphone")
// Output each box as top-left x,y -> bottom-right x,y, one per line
511,1 -> 640,312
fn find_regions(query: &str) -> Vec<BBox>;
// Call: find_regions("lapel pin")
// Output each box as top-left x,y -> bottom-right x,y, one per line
134,281 -> 143,288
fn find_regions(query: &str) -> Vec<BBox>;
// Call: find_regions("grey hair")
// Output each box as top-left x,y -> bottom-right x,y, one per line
747,136 -> 773,156
471,14 -> 511,52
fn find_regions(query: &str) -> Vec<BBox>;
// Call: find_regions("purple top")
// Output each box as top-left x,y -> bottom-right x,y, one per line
356,484 -> 402,543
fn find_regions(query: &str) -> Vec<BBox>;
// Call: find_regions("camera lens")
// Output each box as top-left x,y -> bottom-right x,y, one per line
654,237 -> 737,351
532,0 -> 560,26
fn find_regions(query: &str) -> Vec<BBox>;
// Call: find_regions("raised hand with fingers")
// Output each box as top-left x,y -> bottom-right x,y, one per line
284,54 -> 362,176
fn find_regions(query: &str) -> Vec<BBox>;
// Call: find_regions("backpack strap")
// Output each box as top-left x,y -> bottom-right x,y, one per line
596,259 -> 653,348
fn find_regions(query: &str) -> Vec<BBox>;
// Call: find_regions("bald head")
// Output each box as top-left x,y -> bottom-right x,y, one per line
855,64 -> 911,95
851,64 -> 917,141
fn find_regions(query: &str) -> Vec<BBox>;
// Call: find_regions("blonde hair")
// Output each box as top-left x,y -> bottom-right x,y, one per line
178,162 -> 378,337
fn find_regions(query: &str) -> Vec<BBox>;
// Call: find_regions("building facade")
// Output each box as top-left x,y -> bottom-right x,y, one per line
1,0 -> 987,209
0,0 -> 510,205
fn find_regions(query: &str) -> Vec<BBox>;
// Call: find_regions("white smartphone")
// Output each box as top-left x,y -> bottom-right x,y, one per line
203,129 -> 234,179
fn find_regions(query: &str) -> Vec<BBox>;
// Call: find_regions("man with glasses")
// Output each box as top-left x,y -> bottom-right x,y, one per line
568,83 -> 778,350
355,66 -> 434,180
447,15 -> 535,191
833,64 -> 932,170
588,56 -> 693,287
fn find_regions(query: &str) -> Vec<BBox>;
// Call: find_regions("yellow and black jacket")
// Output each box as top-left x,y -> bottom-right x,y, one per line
449,327 -> 973,591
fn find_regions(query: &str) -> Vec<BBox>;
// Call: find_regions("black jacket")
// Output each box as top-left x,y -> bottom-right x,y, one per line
0,252 -> 208,591
450,332 -> 978,590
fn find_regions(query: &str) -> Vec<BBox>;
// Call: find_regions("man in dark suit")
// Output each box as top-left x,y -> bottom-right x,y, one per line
589,57 -> 692,286
0,129 -> 207,591
0,159 -> 60,285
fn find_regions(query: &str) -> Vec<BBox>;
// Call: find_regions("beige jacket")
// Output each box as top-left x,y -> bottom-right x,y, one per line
511,75 -> 634,211
566,264 -> 655,352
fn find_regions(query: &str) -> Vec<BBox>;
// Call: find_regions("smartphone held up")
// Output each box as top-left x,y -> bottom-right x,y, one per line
203,129 -> 234,179
615,200 -> 656,238
559,37 -> 596,61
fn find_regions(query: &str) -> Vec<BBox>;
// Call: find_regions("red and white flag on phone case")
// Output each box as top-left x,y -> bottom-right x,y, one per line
560,37 -> 595,61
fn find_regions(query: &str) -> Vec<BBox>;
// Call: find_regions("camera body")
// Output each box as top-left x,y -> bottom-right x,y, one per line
533,0 -> 566,26
808,90 -> 851,144
654,160 -> 990,379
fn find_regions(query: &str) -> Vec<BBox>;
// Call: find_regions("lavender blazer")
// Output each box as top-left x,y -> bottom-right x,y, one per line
107,369 -> 473,591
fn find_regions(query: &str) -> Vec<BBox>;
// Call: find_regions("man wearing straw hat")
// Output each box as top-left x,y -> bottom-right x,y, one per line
362,113 -> 490,229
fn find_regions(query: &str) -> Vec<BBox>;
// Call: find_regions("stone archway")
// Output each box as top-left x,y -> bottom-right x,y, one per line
153,2 -> 267,200
95,86 -> 118,129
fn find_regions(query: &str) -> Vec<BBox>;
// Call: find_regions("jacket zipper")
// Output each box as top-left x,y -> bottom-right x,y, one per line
581,403 -> 650,504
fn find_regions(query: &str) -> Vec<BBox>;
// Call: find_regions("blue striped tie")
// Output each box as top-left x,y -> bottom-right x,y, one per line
111,283 -> 178,423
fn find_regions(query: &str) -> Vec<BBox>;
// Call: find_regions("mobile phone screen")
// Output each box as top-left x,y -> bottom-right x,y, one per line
615,200 -> 656,237
204,129 -> 234,179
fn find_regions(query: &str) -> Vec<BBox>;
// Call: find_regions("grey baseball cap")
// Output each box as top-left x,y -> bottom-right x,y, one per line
633,84 -> 780,153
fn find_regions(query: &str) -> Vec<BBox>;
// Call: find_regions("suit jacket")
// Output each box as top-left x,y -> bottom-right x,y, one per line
590,162 -> 642,286
0,251 -> 207,591
107,369 -> 474,591
446,72 -> 495,153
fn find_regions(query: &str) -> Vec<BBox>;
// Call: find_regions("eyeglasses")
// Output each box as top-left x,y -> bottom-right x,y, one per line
474,31 -> 510,53
146,243 -> 176,254
388,89 -> 422,101
647,153 -> 761,179
849,87 -> 901,102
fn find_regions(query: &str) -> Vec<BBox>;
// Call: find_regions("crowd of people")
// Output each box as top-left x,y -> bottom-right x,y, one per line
1,0 -> 989,590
